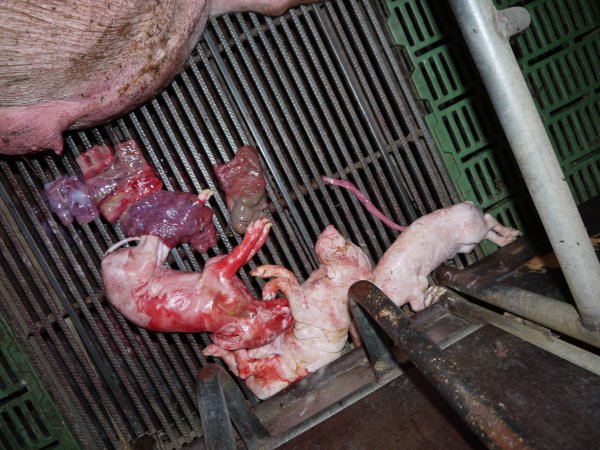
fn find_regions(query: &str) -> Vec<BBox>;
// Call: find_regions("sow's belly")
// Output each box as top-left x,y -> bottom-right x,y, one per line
0,0 -> 210,155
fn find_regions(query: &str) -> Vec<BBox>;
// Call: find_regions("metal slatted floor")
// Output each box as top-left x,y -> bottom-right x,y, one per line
0,1 -> 465,448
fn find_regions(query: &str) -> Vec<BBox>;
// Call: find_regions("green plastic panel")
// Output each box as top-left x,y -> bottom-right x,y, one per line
387,0 -> 600,254
0,316 -> 79,450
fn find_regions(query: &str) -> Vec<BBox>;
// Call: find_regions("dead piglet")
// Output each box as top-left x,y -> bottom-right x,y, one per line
204,225 -> 374,399
101,218 -> 292,350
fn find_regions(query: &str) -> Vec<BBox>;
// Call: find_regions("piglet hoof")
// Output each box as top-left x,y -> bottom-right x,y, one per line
250,264 -> 298,282
250,266 -> 297,300
423,285 -> 447,309
261,278 -> 296,300
249,266 -> 268,278
489,230 -> 520,247
202,343 -> 225,358
246,217 -> 271,235
202,344 -> 242,377
245,218 -> 272,255
483,213 -> 521,247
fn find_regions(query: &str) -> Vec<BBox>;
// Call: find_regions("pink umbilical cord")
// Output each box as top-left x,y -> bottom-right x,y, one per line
322,176 -> 406,232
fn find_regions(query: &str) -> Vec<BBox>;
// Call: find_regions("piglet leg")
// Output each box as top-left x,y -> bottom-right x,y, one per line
203,345 -> 244,377
422,285 -> 447,310
212,218 -> 271,279
483,214 -> 520,247
203,344 -> 303,400
204,219 -> 293,350
251,265 -> 299,300
210,298 -> 292,350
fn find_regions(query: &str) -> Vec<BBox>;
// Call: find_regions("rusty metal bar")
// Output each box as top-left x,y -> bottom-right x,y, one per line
349,280 -> 532,450
349,295 -> 398,378
196,365 -> 271,450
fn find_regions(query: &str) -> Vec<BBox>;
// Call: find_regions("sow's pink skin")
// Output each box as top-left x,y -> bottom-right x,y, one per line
0,0 -> 318,155
204,225 -> 374,399
101,218 -> 292,350
373,201 -> 520,311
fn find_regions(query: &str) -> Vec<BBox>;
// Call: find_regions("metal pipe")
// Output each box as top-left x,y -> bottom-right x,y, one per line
196,365 -> 271,450
448,0 -> 600,329
444,292 -> 600,377
349,291 -> 399,377
349,280 -> 533,450
435,266 -> 600,349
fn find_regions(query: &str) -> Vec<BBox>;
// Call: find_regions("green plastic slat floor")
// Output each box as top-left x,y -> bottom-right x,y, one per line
0,316 -> 79,449
386,0 -> 600,253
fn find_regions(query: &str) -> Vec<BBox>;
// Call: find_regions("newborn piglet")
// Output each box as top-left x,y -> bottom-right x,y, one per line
204,225 -> 373,399
374,201 -> 520,311
101,218 -> 292,350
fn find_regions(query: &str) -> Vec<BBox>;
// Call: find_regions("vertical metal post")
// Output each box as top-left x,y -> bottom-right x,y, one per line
448,0 -> 600,329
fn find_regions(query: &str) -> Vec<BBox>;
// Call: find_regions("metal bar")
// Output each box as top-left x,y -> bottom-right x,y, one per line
361,1 -> 459,207
314,5 -> 418,224
348,280 -> 532,450
331,1 -> 433,213
435,265 -> 600,349
204,28 -> 318,268
11,154 -> 193,441
253,346 -> 401,448
234,14 -> 348,235
54,132 -> 191,437
448,0 -> 600,329
18,159 -> 174,437
280,8 -> 392,255
0,192 -> 124,446
311,3 -> 408,223
349,298 -> 397,378
196,365 -> 271,450
444,292 -> 600,377
0,242 -> 102,447
193,48 -> 312,275
156,45 -> 308,279
0,163 -> 142,437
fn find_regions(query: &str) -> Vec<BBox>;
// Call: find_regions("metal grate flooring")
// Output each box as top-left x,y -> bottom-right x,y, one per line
0,1 -> 464,448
